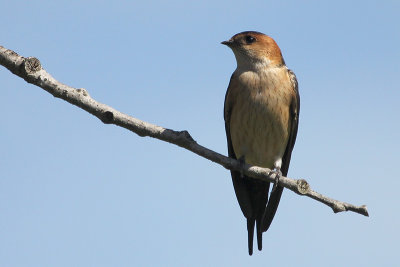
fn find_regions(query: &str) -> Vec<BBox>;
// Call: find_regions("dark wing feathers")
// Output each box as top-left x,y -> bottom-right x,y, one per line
281,69 -> 300,176
224,75 -> 254,219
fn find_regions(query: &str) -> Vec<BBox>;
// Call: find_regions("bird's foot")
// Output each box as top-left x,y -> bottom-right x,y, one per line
238,156 -> 246,178
268,168 -> 282,192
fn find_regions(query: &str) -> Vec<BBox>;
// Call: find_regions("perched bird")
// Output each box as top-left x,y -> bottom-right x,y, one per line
222,31 -> 300,255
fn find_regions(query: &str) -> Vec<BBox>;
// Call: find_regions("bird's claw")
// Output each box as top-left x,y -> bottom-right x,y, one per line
269,168 -> 282,191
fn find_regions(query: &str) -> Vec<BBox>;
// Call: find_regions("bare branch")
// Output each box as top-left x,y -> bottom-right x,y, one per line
0,45 -> 369,217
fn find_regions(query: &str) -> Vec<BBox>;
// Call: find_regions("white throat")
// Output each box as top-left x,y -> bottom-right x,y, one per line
233,50 -> 271,71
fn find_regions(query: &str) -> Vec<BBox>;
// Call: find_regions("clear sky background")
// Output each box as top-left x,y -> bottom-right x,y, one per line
1,0 -> 399,266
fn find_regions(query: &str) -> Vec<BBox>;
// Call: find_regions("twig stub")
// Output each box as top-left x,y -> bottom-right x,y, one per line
23,57 -> 41,74
297,179 -> 310,195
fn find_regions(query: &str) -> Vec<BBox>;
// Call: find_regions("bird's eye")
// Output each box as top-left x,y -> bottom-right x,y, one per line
245,36 -> 256,44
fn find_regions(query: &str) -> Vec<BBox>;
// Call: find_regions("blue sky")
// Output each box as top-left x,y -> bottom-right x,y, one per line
1,0 -> 399,266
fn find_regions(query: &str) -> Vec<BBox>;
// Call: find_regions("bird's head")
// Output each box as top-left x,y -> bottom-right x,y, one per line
222,31 -> 285,69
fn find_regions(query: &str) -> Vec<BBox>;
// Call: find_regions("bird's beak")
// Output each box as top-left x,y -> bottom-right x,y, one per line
221,39 -> 234,46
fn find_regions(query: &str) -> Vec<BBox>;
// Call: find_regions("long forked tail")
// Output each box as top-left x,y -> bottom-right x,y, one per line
248,216 -> 266,255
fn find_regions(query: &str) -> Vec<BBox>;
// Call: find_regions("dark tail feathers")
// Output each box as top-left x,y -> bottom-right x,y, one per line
247,219 -> 255,255
247,217 -> 265,255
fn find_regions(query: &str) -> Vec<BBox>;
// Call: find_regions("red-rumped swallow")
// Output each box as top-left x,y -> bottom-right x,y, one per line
222,31 -> 300,255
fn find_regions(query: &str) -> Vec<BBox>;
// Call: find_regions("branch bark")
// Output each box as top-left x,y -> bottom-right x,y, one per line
0,45 -> 369,217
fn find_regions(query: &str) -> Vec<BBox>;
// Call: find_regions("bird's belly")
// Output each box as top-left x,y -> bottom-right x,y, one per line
230,93 -> 290,169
